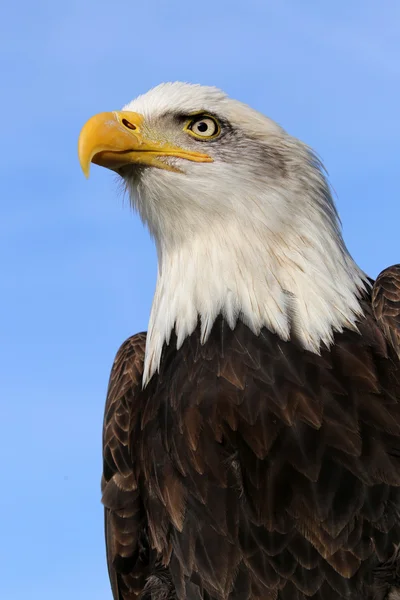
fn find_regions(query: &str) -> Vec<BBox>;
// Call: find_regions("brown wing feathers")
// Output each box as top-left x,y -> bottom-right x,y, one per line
102,333 -> 150,600
103,275 -> 400,599
372,264 -> 400,359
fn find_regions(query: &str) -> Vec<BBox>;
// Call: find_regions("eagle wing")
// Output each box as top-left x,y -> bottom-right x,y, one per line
372,264 -> 400,359
101,333 -> 147,600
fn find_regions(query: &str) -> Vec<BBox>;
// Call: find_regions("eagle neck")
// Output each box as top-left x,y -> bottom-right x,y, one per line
142,216 -> 367,386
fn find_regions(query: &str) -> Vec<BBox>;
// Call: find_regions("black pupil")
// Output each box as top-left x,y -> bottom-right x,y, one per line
197,121 -> 209,133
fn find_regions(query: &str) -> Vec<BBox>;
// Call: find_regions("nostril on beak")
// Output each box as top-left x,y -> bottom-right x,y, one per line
122,118 -> 137,131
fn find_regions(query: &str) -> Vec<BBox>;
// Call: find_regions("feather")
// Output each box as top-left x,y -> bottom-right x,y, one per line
102,297 -> 400,600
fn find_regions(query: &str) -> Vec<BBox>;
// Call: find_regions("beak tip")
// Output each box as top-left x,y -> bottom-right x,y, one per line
79,162 -> 91,179
78,148 -> 91,178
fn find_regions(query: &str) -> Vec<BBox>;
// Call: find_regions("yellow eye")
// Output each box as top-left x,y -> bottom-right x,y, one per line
185,115 -> 221,140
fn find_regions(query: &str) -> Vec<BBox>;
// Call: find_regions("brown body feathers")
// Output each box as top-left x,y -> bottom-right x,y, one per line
102,266 -> 400,600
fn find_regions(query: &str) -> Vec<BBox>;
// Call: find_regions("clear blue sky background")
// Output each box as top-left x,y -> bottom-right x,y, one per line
1,1 -> 399,598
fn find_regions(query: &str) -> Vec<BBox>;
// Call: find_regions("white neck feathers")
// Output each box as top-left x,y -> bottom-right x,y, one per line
142,211 -> 367,386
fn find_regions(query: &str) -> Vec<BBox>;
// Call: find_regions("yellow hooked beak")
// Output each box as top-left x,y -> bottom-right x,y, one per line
78,111 -> 213,177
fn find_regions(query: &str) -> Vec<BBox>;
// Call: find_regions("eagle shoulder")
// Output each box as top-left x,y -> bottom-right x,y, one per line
101,333 -> 147,600
372,264 -> 400,359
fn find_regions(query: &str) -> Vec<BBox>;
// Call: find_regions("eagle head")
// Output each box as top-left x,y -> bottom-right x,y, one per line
78,82 -> 367,384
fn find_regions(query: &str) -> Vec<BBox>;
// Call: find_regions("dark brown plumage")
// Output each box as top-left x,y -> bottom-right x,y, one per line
372,265 -> 400,360
102,267 -> 400,600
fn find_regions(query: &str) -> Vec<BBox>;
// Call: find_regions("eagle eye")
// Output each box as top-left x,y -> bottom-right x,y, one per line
184,115 -> 221,140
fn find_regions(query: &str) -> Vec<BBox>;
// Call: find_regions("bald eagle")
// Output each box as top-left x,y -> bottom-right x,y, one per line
78,83 -> 400,600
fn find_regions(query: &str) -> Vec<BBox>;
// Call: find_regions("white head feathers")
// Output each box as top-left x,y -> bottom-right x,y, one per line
120,82 -> 367,385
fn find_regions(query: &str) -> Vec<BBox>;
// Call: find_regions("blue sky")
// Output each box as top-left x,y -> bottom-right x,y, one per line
1,1 -> 399,598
